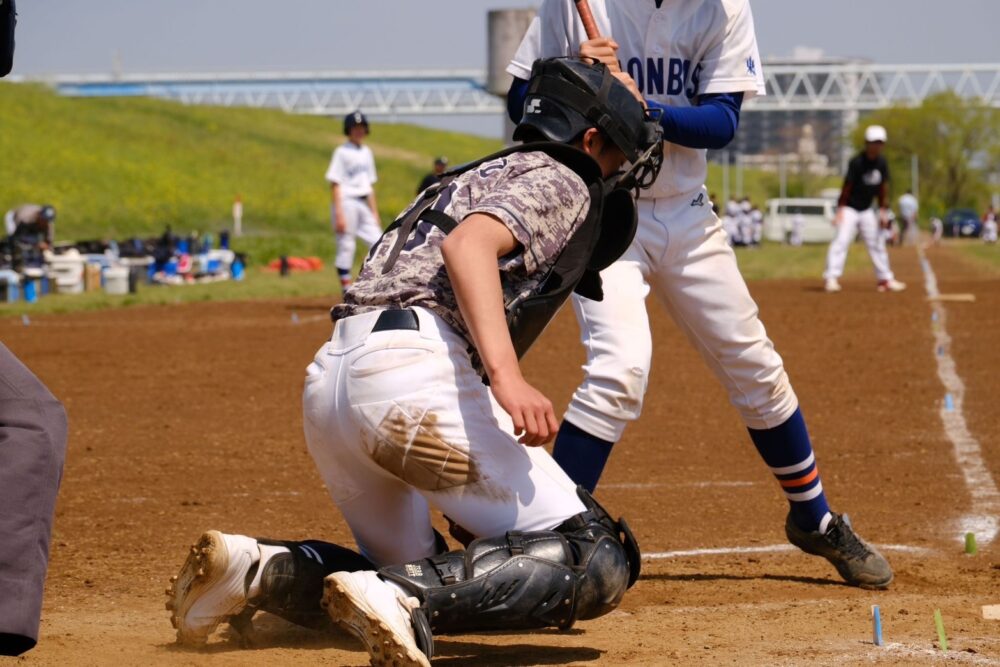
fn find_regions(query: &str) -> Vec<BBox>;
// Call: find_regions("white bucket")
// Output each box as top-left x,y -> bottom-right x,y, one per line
104,267 -> 129,295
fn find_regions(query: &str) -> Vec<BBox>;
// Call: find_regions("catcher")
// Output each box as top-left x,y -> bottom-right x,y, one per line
166,57 -> 663,666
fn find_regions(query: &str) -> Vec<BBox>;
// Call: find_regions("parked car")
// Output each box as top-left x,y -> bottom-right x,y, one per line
942,208 -> 982,238
763,198 -> 837,243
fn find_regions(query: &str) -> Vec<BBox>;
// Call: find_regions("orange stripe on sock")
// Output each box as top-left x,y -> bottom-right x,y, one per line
779,466 -> 819,488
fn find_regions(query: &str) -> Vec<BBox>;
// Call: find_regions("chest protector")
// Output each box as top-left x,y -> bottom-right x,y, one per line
375,142 -> 637,359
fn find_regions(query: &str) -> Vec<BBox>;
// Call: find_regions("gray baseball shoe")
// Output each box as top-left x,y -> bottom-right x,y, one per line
785,512 -> 893,589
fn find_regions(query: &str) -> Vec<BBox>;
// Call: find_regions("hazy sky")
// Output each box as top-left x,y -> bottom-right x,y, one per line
11,0 -> 1000,76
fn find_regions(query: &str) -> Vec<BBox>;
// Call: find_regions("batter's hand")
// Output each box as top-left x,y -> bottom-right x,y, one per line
579,37 -> 621,73
613,71 -> 646,107
490,367 -> 559,447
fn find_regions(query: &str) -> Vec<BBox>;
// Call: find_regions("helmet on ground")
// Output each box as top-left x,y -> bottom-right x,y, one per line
513,57 -> 663,190
344,111 -> 370,136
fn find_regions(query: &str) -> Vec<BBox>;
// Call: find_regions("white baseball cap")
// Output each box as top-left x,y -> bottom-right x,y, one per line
865,125 -> 887,143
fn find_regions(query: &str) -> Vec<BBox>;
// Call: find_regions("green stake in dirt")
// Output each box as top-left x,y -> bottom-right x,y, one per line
934,609 -> 948,651
965,532 -> 978,555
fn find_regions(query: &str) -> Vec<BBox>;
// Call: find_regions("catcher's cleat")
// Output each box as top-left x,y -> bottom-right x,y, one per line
166,530 -> 259,645
785,512 -> 893,589
322,571 -> 430,667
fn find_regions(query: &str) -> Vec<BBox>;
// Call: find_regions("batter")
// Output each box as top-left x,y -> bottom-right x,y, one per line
507,0 -> 893,589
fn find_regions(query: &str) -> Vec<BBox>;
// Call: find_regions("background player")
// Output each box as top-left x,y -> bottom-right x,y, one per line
327,110 -> 381,291
416,156 -> 448,194
824,125 -> 906,293
507,0 -> 892,588
167,58 -> 660,665
898,189 -> 919,246
982,205 -> 998,244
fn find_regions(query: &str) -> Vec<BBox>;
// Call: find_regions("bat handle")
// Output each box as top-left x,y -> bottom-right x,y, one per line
574,0 -> 601,40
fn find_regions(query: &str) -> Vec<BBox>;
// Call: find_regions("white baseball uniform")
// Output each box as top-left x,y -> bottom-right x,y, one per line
898,192 -> 919,245
326,141 -> 382,273
824,152 -> 897,283
984,213 -> 998,243
508,0 -> 796,440
305,150 -> 592,565
751,206 -> 764,244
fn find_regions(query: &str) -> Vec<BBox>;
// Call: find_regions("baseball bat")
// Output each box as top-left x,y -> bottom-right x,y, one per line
574,0 -> 601,40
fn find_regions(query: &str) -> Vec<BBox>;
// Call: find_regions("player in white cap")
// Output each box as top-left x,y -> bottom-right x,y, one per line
327,111 -> 381,291
823,125 -> 906,292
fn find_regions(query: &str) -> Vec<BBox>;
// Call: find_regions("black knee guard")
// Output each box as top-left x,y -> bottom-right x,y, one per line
379,488 -> 640,634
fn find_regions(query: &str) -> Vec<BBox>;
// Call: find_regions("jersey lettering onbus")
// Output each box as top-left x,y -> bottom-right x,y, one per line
624,57 -> 702,98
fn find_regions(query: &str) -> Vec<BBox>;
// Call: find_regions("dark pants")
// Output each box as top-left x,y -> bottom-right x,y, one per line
0,343 -> 66,656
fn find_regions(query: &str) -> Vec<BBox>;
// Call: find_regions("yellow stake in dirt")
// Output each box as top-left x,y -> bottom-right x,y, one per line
934,609 -> 948,651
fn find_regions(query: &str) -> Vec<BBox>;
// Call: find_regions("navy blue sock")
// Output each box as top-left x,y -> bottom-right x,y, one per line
747,408 -> 832,533
551,420 -> 615,493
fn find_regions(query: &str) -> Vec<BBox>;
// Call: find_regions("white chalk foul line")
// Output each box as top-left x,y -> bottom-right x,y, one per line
643,543 -> 931,560
602,481 -> 757,490
918,247 -> 1000,545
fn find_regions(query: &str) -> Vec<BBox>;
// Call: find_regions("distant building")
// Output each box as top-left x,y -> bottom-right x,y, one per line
738,123 -> 833,176
709,51 -> 870,172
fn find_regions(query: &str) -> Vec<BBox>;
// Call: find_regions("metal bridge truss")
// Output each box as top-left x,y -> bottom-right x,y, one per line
48,69 -> 504,116
40,63 -> 1000,116
751,63 -> 1000,111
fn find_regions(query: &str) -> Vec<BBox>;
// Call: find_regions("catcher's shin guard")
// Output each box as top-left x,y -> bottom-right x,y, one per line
247,540 -> 374,630
378,488 -> 640,634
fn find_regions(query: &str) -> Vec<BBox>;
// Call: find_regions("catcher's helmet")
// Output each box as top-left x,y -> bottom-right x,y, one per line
514,58 -> 662,162
39,205 -> 56,222
514,58 -> 663,189
343,110 -> 370,136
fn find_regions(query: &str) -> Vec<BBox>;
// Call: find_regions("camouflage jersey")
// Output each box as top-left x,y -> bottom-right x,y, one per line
332,150 -> 591,357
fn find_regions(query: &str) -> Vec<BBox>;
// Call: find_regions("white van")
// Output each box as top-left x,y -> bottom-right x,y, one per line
764,198 -> 837,244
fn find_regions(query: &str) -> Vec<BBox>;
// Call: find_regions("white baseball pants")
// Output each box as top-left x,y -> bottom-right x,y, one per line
564,193 -> 798,443
823,207 -> 895,281
302,307 -> 586,567
333,197 -> 382,272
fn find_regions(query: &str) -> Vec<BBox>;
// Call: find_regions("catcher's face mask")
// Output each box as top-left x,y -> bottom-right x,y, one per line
516,58 -> 665,195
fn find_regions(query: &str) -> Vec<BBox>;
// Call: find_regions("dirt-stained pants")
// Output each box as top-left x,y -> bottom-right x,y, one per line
302,307 -> 585,567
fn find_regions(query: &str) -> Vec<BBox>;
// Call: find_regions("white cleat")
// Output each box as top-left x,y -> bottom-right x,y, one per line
165,530 -> 259,646
323,571 -> 430,667
876,279 -> 906,292
824,278 -> 842,293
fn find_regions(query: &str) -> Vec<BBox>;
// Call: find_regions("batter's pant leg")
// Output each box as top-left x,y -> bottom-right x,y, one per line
856,209 -> 895,282
823,207 -> 860,280
0,344 -> 67,656
648,207 -> 799,429
563,255 -> 653,443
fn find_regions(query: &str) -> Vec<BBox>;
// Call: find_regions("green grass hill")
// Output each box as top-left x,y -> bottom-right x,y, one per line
0,82 -> 502,263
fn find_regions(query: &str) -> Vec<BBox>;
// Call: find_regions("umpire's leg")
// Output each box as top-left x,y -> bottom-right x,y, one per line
0,343 -> 67,656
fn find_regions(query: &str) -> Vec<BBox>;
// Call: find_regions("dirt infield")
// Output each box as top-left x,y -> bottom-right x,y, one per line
1,245 -> 998,666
